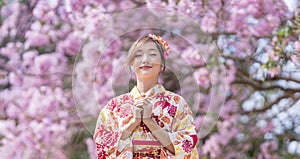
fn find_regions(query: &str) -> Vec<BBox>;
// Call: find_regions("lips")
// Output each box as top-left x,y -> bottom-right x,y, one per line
140,66 -> 152,69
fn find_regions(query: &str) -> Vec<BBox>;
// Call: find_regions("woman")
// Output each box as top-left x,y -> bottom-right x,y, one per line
94,34 -> 199,158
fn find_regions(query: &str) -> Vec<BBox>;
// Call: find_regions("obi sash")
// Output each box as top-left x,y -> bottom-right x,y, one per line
132,140 -> 162,158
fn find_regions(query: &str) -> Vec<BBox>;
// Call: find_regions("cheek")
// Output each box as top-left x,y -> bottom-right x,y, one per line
153,64 -> 162,72
152,57 -> 162,64
132,60 -> 140,67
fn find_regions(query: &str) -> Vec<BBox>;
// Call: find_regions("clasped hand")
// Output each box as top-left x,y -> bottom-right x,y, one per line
132,99 -> 153,120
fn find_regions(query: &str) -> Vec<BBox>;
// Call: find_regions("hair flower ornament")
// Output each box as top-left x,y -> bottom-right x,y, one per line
147,34 -> 170,57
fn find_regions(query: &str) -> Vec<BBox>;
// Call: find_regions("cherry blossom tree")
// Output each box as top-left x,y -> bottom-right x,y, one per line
0,0 -> 299,158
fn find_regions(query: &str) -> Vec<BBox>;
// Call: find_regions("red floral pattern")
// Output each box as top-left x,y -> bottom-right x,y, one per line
96,143 -> 107,159
182,139 -> 193,152
190,135 -> 198,148
106,99 -> 118,111
152,114 -> 161,126
95,125 -> 119,147
140,121 -> 151,133
120,94 -> 133,103
162,100 -> 170,110
168,105 -> 177,117
154,93 -> 167,108
116,102 -> 131,118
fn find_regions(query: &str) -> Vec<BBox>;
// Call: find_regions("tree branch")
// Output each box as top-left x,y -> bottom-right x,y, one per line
233,79 -> 300,92
241,93 -> 294,115
266,75 -> 300,84
234,67 -> 300,92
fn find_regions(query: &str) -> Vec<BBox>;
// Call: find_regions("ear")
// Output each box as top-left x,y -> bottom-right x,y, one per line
160,64 -> 165,73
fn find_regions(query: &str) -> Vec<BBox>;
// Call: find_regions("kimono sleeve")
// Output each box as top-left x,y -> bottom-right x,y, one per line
168,97 -> 199,158
93,100 -> 130,159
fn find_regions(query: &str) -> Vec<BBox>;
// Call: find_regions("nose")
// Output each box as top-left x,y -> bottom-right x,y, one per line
141,54 -> 149,63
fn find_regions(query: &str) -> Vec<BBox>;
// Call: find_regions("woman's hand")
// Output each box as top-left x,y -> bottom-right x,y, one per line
120,104 -> 143,140
132,103 -> 143,121
142,99 -> 153,119
134,99 -> 153,119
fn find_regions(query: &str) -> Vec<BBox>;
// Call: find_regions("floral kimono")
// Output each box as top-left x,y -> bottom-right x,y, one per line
94,84 -> 199,159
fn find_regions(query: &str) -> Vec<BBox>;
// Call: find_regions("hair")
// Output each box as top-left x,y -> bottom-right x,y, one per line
126,35 -> 166,71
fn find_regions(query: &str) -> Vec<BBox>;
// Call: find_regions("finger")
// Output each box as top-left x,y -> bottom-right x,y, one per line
143,99 -> 151,103
135,104 -> 143,108
136,107 -> 143,111
134,101 -> 144,107
133,106 -> 143,112
135,100 -> 144,104
134,105 -> 143,109
143,101 -> 152,107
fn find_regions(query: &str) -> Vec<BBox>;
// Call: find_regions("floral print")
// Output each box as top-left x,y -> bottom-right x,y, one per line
182,140 -> 192,153
106,99 -> 118,111
95,125 -> 119,146
116,104 -> 131,118
94,84 -> 199,158
94,125 -> 119,158
168,105 -> 177,117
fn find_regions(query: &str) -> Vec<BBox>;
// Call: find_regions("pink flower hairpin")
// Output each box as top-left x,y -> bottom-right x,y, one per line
147,34 -> 170,57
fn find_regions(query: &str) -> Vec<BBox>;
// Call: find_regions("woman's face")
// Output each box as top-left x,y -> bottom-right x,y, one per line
131,41 -> 162,80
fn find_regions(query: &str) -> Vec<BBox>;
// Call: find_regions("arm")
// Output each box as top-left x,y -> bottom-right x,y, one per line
140,99 -> 175,153
120,118 -> 141,140
94,107 -> 120,158
143,118 -> 175,153
94,99 -> 134,159
120,104 -> 143,140
168,99 -> 199,158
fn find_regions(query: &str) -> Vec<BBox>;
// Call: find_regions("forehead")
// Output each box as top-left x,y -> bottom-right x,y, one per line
137,41 -> 158,50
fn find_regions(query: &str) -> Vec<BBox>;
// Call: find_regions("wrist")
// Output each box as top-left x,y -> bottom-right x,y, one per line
132,117 -> 141,123
143,118 -> 154,125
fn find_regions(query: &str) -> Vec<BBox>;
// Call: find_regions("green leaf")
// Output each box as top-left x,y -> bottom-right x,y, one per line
278,28 -> 285,37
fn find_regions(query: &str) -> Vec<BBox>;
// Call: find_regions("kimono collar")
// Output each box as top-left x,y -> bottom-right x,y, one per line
130,83 -> 165,100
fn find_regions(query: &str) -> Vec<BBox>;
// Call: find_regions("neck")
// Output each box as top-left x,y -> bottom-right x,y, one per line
136,76 -> 158,94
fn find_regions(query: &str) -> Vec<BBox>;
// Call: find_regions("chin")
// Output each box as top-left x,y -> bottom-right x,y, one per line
137,73 -> 159,80
138,75 -> 157,79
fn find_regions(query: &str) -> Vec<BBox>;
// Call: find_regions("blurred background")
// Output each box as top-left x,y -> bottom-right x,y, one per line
0,0 -> 299,158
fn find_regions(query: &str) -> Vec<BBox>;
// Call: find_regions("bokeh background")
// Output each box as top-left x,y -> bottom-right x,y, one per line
0,0 -> 300,158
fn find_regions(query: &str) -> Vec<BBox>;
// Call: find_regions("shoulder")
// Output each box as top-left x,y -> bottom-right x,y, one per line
163,90 -> 190,111
165,91 -> 187,104
164,91 -> 195,118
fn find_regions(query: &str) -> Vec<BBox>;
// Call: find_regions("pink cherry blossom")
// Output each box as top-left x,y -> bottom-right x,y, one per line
201,11 -> 218,33
294,41 -> 300,52
56,32 -> 83,56
181,46 -> 206,66
86,138 -> 97,159
25,30 -> 50,48
193,67 -> 211,89
268,66 -> 281,78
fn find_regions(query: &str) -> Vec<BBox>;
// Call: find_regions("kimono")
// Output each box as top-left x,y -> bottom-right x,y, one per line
94,84 -> 199,159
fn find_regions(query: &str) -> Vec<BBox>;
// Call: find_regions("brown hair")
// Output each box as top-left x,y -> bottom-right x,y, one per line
126,36 -> 166,71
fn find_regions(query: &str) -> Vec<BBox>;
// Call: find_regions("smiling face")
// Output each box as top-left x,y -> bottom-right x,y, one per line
130,41 -> 163,80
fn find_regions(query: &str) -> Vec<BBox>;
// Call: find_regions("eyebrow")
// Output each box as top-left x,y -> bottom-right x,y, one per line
136,48 -> 158,53
148,48 -> 157,52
